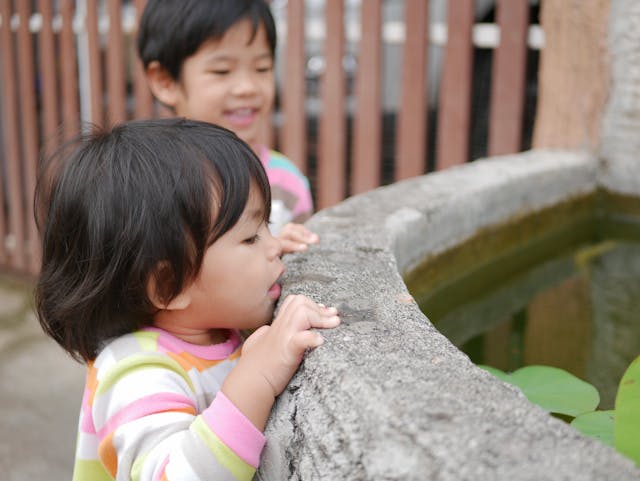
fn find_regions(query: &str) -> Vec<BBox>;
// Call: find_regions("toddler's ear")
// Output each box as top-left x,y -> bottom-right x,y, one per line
146,261 -> 192,311
145,61 -> 180,109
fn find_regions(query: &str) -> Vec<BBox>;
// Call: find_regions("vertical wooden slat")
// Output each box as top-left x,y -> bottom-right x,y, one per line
279,0 -> 307,172
132,0 -> 153,119
351,0 -> 382,195
0,155 -> 6,264
38,0 -> 60,147
107,0 -> 126,125
488,0 -> 529,156
86,0 -> 104,126
16,0 -> 41,272
60,0 -> 80,139
317,0 -> 346,208
436,0 -> 474,169
0,0 -> 22,267
395,0 -> 429,180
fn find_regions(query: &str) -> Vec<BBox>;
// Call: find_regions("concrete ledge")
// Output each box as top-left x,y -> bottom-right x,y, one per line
600,0 -> 640,197
257,150 -> 640,481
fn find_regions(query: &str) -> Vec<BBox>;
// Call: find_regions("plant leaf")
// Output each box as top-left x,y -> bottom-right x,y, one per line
571,410 -> 615,447
498,365 -> 599,417
614,355 -> 640,465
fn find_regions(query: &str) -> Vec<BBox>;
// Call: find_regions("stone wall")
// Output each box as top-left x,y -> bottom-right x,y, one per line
257,151 -> 640,480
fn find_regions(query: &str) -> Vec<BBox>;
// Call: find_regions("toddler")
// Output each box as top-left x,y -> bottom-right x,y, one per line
34,118 -> 340,481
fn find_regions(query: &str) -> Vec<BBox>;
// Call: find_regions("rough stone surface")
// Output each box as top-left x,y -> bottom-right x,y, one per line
600,0 -> 640,196
257,150 -> 640,481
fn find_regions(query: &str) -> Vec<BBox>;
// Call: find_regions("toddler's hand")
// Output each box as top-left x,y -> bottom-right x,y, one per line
242,294 -> 340,396
278,223 -> 319,253
221,295 -> 340,430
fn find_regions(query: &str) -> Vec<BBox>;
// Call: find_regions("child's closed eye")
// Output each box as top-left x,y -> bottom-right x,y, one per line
243,234 -> 260,245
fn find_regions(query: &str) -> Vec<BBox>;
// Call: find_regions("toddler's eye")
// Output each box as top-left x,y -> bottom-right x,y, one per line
209,69 -> 231,76
256,65 -> 273,73
243,234 -> 260,245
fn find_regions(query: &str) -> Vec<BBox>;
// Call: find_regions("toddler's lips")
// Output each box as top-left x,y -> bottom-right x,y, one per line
267,282 -> 281,300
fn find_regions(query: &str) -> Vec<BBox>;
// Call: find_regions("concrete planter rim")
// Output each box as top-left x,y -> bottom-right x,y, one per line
258,148 -> 640,481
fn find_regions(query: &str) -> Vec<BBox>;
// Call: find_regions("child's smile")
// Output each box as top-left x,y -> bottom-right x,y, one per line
224,106 -> 261,129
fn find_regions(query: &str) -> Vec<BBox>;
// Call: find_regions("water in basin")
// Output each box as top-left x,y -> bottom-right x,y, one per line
405,191 -> 640,409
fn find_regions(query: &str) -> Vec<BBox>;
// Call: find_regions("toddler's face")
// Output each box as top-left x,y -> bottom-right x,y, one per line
173,19 -> 275,148
176,185 -> 284,334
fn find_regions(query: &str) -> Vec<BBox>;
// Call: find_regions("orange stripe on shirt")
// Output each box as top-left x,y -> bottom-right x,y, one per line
85,363 -> 99,407
168,348 -> 240,372
98,431 -> 118,477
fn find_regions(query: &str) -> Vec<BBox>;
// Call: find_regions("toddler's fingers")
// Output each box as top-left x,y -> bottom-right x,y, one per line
281,223 -> 319,244
281,295 -> 337,317
293,227 -> 319,244
278,294 -> 316,312
276,295 -> 339,330
309,311 -> 341,329
277,294 -> 299,312
280,238 -> 308,253
296,302 -> 340,329
291,330 -> 325,354
297,229 -> 319,244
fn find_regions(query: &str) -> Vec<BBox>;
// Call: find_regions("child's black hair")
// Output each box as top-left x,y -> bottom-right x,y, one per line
34,118 -> 271,362
137,0 -> 277,80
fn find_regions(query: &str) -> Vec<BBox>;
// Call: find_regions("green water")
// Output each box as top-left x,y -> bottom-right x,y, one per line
405,191 -> 640,409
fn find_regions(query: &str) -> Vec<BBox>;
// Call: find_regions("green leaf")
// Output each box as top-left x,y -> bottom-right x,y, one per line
510,366 -> 599,417
571,410 -> 615,447
614,355 -> 640,465
480,365 -> 599,417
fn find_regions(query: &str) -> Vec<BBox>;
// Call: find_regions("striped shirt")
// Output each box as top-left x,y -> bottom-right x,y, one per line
72,327 -> 265,481
260,147 -> 313,235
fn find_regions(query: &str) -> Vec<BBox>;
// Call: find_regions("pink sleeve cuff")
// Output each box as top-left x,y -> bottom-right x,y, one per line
202,392 -> 266,468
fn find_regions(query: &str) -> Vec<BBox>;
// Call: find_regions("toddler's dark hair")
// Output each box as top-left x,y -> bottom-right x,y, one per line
34,118 -> 271,362
137,0 -> 277,80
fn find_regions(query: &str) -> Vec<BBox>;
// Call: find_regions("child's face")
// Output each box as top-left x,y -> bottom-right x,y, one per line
169,185 -> 284,336
172,19 -> 275,148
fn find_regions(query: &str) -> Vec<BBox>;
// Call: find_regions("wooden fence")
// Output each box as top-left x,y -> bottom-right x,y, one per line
0,0 -> 539,277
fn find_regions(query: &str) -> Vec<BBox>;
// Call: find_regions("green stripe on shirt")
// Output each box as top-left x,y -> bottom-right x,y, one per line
191,416 -> 255,480
73,459 -> 113,481
95,354 -> 195,396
